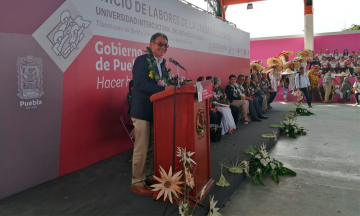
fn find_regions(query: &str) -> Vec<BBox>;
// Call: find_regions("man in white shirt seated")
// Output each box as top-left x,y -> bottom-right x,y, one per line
322,69 -> 339,103
295,67 -> 312,108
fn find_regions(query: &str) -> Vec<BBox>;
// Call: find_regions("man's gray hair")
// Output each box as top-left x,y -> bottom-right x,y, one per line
213,77 -> 221,85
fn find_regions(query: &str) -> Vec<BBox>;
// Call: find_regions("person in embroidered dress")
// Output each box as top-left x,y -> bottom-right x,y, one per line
329,57 -> 339,73
338,56 -> 347,73
341,73 -> 352,102
259,72 -> 277,109
353,76 -> 360,105
225,75 -> 251,123
211,77 -> 236,134
342,49 -> 350,59
333,49 -> 341,61
320,56 -> 330,75
346,56 -> 355,76
236,75 -> 265,122
307,65 -> 322,102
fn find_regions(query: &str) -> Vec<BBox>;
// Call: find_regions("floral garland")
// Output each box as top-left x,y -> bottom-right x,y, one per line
144,47 -> 173,86
228,85 -> 239,97
211,86 -> 228,103
243,84 -> 256,97
244,144 -> 296,185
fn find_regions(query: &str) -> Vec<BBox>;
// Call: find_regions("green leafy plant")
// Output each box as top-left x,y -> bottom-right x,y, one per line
245,144 -> 296,185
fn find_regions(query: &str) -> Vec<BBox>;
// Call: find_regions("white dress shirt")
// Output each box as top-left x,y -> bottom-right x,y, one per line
154,56 -> 163,77
295,73 -> 310,89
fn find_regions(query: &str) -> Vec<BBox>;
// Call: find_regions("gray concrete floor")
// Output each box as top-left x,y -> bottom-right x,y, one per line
221,103 -> 360,216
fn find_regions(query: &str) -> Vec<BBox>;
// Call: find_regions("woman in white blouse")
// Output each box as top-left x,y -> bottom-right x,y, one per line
315,49 -> 324,61
333,49 -> 341,61
342,49 -> 350,59
329,57 -> 339,73
324,49 -> 332,60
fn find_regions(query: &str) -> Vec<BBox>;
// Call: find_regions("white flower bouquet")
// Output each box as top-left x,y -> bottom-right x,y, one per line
245,144 -> 296,185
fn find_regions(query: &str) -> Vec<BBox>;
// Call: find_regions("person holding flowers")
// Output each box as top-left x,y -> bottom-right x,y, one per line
130,32 -> 174,195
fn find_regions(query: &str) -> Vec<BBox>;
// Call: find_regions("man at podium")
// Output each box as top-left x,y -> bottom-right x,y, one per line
130,33 -> 173,195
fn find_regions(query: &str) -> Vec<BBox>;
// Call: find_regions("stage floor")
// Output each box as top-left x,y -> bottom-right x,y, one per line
0,106 -> 288,216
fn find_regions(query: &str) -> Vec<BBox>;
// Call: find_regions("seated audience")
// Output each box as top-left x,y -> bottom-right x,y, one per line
211,77 -> 236,134
341,73 -> 352,102
236,75 -> 265,122
353,76 -> 360,105
197,76 -> 205,82
333,49 -> 341,61
260,72 -> 277,109
346,56 -> 355,76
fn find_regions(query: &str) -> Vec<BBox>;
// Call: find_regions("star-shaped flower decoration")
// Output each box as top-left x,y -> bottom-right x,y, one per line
151,166 -> 183,203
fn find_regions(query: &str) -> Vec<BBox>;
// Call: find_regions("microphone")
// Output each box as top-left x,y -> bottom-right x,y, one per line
169,58 -> 186,71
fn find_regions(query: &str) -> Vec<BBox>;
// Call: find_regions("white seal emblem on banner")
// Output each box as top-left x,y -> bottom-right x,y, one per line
47,10 -> 91,59
17,55 -> 44,99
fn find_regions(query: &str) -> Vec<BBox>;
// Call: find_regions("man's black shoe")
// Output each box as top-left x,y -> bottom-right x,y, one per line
268,104 -> 272,109
258,115 -> 268,119
251,118 -> 262,122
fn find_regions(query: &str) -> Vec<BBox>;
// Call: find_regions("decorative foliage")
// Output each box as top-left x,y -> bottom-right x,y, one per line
290,89 -> 314,116
208,195 -> 222,216
151,166 -> 183,203
261,131 -> 278,142
220,158 -> 249,176
152,147 -> 219,216
245,144 -> 296,185
216,165 -> 230,187
270,115 -> 307,138
144,47 -> 173,86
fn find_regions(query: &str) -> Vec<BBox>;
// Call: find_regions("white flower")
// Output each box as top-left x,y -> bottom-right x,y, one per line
270,157 -> 274,162
260,158 -> 268,166
261,151 -> 268,158
286,129 -> 289,132
176,147 -> 196,166
257,168 -> 261,173
294,129 -> 298,133
255,154 -> 261,159
265,158 -> 271,164
270,163 -> 276,169
287,134 -> 289,136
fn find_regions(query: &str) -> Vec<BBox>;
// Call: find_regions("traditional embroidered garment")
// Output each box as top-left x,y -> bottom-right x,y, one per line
320,60 -> 329,68
289,73 -> 296,92
347,59 -> 355,68
333,53 -> 341,60
330,61 -> 338,69
211,86 -> 236,135
315,53 -> 324,61
339,60 -> 346,68
307,70 -> 321,88
268,69 -> 281,92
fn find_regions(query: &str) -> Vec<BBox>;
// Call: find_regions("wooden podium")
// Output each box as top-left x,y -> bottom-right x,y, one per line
150,85 -> 214,202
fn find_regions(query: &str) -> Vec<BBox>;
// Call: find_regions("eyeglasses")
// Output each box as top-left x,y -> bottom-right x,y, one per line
153,42 -> 169,48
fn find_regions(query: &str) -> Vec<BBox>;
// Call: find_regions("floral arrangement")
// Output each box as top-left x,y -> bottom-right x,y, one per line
151,147 -> 221,216
291,89 -> 314,116
211,86 -> 228,104
144,47 -> 173,86
270,115 -> 307,138
245,144 -> 296,185
243,84 -> 256,97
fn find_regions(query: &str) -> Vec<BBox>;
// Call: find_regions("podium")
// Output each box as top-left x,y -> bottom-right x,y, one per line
150,85 -> 214,202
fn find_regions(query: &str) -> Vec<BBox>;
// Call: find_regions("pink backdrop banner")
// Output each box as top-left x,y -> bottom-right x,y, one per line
251,32 -> 360,66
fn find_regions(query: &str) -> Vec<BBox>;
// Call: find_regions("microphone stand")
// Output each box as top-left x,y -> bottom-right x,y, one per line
170,66 -> 204,207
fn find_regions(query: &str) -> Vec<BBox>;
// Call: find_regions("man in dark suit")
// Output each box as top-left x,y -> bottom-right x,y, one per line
130,33 -> 173,195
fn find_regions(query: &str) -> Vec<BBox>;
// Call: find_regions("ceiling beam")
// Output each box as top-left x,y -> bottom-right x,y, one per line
223,0 -> 265,6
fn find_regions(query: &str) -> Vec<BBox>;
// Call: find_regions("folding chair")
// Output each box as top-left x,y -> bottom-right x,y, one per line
119,103 -> 134,162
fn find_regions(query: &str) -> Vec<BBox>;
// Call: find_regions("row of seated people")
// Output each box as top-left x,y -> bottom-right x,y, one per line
197,74 -> 277,135
313,49 -> 360,61
311,55 -> 360,76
